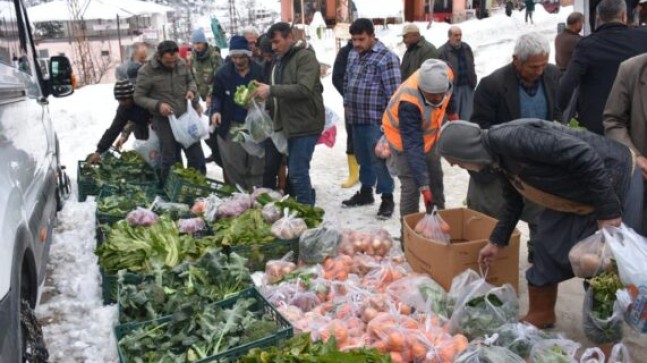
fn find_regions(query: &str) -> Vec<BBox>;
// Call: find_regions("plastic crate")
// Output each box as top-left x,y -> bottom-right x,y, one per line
95,185 -> 157,225
101,268 -> 143,305
163,171 -> 232,205
229,238 -> 298,273
114,287 -> 293,363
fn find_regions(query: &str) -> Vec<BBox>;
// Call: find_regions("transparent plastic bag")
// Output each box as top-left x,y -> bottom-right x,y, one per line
132,126 -> 161,169
447,269 -> 482,316
583,285 -> 624,344
374,135 -> 391,159
415,207 -> 451,243
322,255 -> 353,281
603,224 -> 647,287
529,339 -> 580,363
361,261 -> 407,293
216,193 -> 253,218
177,217 -> 205,234
454,343 -> 525,363
271,130 -> 288,155
450,278 -> 520,340
568,232 -> 613,278
608,343 -> 632,363
244,99 -> 273,143
265,252 -> 297,284
126,207 -> 159,226
150,196 -> 190,216
271,209 -> 308,240
240,132 -> 266,158
202,194 -> 224,222
261,202 -> 282,223
494,322 -> 555,359
580,347 -> 605,363
386,274 -> 451,317
338,229 -> 393,257
298,223 -> 342,264
251,187 -> 282,202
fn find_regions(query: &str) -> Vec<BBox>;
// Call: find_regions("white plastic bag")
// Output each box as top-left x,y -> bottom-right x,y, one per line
169,101 -> 208,148
244,100 -> 273,143
603,224 -> 647,287
133,126 -> 161,169
529,339 -> 580,363
240,133 -> 266,158
580,347 -> 605,363
569,231 -> 613,278
608,343 -> 632,363
414,207 -> 451,243
271,130 -> 288,155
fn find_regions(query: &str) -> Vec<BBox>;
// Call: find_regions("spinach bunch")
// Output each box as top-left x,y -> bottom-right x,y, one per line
81,151 -> 155,187
118,250 -> 252,323
274,198 -> 325,228
212,209 -> 275,246
97,189 -> 151,217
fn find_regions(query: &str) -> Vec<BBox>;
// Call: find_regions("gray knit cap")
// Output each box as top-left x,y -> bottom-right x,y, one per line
437,120 -> 493,164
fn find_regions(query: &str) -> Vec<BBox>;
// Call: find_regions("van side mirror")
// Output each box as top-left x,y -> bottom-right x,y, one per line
49,56 -> 74,97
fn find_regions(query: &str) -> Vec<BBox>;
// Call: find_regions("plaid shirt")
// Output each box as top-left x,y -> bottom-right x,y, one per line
343,40 -> 401,125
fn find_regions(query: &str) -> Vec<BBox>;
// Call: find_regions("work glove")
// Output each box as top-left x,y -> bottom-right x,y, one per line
421,188 -> 433,214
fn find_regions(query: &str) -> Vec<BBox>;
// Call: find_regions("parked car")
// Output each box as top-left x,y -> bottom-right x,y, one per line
0,0 -> 74,362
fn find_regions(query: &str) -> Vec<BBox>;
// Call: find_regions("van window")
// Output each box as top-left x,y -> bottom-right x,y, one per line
0,1 -> 21,66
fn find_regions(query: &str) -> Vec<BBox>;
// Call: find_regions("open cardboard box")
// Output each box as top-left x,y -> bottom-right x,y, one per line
403,208 -> 521,292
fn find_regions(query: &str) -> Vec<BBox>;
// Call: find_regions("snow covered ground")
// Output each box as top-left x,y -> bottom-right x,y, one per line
37,6 -> 647,362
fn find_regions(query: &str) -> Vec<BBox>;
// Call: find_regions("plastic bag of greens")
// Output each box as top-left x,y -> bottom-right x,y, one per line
450,278 -> 519,340
244,100 -> 272,143
386,274 -> 451,317
579,347 -> 605,363
529,339 -> 580,363
454,342 -> 525,363
494,322 -> 555,359
583,275 -> 624,344
298,222 -> 342,264
608,343 -> 632,363
568,231 -> 613,278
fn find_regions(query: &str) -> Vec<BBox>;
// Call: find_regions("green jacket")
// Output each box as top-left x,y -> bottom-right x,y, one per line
400,36 -> 439,81
134,56 -> 198,120
189,45 -> 223,100
269,41 -> 324,138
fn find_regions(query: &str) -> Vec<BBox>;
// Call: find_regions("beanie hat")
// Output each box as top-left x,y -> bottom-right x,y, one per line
191,28 -> 207,43
437,120 -> 493,165
418,59 -> 452,94
229,35 -> 252,57
114,79 -> 134,100
157,40 -> 179,55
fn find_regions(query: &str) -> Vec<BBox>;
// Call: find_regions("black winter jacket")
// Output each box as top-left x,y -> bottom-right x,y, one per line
209,61 -> 265,138
485,119 -> 633,246
557,23 -> 647,135
332,40 -> 353,96
96,104 -> 151,154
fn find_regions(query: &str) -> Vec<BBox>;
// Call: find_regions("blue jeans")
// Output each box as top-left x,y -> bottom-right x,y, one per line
287,135 -> 318,205
351,124 -> 394,194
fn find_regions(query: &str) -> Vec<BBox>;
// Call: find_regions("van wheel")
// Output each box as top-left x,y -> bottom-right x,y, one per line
20,299 -> 49,363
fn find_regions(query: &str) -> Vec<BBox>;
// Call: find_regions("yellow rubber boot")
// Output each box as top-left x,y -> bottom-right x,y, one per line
341,154 -> 359,188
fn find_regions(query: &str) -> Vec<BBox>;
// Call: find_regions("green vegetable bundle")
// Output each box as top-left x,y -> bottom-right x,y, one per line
234,81 -> 259,107
118,293 -> 283,362
494,323 -> 555,359
213,209 -> 275,247
528,339 -> 580,363
239,333 -> 392,363
171,164 -> 209,188
96,215 -> 215,273
81,151 -> 155,187
97,188 -> 152,218
583,270 -> 625,344
118,250 -> 252,323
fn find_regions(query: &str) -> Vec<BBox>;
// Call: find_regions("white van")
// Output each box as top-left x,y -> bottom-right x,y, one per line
0,0 -> 74,361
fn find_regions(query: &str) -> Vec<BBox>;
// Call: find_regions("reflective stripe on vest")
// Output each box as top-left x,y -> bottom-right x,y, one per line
382,66 -> 453,153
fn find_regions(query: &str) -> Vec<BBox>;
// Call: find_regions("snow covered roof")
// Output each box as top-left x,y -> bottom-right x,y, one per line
353,0 -> 404,19
27,0 -> 174,23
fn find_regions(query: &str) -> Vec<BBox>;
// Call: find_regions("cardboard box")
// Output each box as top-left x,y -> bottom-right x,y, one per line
403,208 -> 520,292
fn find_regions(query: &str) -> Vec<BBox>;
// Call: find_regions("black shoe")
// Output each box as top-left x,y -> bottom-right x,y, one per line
342,187 -> 374,207
377,195 -> 394,219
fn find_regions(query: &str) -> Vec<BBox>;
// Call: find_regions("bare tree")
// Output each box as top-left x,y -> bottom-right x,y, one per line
66,0 -> 97,86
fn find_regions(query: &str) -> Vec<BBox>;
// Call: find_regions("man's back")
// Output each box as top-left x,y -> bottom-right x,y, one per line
558,23 -> 647,134
554,30 -> 581,71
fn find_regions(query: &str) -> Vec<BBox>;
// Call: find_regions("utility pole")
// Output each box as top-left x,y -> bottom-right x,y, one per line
67,0 -> 96,86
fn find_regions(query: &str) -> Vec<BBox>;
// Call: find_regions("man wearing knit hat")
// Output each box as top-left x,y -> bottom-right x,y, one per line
209,35 -> 265,189
134,40 -> 205,183
189,28 -> 223,167
86,80 -> 152,163
382,59 -> 455,230
437,119 -> 643,334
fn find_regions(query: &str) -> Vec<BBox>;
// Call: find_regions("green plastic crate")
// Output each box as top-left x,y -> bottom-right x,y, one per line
95,185 -> 157,225
114,287 -> 293,363
229,238 -> 298,273
101,268 -> 144,305
163,171 -> 232,205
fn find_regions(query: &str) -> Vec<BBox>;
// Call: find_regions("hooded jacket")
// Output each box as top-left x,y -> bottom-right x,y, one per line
478,120 -> 632,245
134,56 -> 199,120
269,40 -> 325,138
